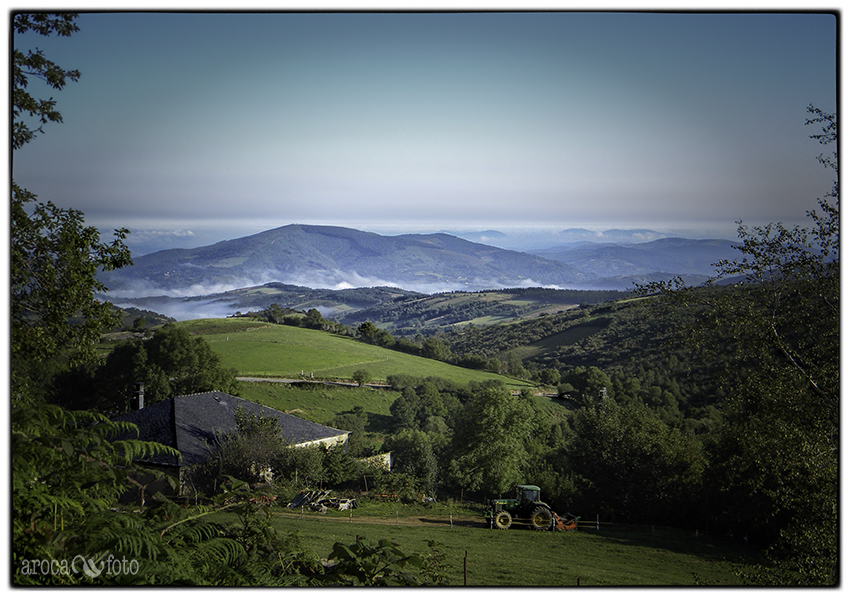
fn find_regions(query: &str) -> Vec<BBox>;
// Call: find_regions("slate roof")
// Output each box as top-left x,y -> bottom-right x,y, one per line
114,392 -> 349,467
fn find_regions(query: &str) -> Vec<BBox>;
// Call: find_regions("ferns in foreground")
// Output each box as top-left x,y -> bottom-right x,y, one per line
12,404 -> 443,586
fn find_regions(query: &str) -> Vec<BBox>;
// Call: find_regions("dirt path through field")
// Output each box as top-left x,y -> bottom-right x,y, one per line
273,511 -> 485,528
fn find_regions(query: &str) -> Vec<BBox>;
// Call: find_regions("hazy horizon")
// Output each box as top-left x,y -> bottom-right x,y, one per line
12,11 -> 837,258
119,218 -> 753,257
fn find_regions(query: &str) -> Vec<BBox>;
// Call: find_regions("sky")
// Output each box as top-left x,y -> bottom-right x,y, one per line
11,7 -> 838,255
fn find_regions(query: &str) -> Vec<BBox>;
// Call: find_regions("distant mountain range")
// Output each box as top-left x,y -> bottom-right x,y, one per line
100,224 -> 591,297
100,224 -> 741,319
443,227 -> 676,249
531,237 -> 742,279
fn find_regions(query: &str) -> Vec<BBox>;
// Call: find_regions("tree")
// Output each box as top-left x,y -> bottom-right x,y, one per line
267,303 -> 285,324
12,13 -> 80,150
304,308 -> 324,329
636,106 -> 838,585
389,387 -> 419,431
448,385 -> 535,496
357,321 -> 379,343
71,324 -> 239,415
333,406 -> 368,456
566,398 -> 704,525
538,368 -> 561,386
421,337 -> 451,361
188,406 -> 290,495
11,13 -> 132,405
351,369 -> 371,387
383,429 -> 439,495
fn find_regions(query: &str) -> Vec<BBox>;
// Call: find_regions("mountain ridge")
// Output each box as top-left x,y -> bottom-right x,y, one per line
100,224 -> 593,296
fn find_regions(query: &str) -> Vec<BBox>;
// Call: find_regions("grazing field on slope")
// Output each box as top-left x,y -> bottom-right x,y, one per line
176,319 -> 532,389
236,381 -> 398,429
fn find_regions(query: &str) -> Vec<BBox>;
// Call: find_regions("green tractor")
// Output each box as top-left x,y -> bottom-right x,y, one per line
485,484 -> 555,531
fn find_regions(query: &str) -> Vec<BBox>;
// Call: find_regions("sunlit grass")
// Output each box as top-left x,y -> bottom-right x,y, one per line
177,318 -> 532,389
210,503 -> 757,586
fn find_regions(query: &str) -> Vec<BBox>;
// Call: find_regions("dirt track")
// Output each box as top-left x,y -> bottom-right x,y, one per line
274,511 -> 485,528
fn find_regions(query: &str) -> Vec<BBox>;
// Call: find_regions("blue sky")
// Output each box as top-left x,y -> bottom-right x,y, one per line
12,10 -> 837,255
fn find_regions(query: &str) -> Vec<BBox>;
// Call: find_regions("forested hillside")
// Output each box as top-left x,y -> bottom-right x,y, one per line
338,287 -> 630,333
442,290 -> 727,413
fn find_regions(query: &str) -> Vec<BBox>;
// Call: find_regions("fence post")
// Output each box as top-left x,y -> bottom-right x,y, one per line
464,551 -> 468,586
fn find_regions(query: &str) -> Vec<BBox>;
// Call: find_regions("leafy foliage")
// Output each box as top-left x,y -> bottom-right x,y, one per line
11,403 -> 180,584
565,398 -> 705,525
448,386 -> 536,496
11,13 -> 132,405
383,429 -> 440,495
318,536 -> 445,586
633,105 -> 838,586
12,12 -> 80,149
57,323 -> 239,415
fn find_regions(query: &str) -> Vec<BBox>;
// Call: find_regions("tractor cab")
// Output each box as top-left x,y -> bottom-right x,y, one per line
486,484 -> 578,532
517,485 -> 541,504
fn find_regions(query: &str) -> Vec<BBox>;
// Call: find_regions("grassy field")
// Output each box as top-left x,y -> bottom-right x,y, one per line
210,501 -> 756,586
237,380 -> 398,428
177,318 -> 533,390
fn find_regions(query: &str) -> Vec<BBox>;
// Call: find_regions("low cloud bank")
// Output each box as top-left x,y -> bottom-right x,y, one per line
105,269 -> 571,321
112,297 -> 238,321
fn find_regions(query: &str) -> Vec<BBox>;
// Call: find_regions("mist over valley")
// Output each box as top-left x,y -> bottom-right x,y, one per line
100,224 -> 741,321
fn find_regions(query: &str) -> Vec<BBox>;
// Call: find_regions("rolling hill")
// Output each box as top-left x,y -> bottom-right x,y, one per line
176,318 -> 532,390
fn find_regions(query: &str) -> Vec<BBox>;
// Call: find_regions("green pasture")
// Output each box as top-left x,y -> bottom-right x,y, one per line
177,319 -> 532,389
210,504 -> 756,586
457,315 -> 514,326
500,318 -> 611,361
236,381 -> 398,428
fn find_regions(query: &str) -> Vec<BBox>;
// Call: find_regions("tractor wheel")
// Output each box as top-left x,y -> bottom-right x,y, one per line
530,506 -> 553,531
494,510 -> 512,530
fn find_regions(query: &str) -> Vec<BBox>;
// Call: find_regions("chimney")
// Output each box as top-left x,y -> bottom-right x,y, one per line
133,382 -> 145,410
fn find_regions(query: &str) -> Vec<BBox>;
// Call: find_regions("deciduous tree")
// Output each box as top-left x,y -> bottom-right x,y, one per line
636,106 -> 838,585
11,13 -> 132,405
448,385 -> 535,496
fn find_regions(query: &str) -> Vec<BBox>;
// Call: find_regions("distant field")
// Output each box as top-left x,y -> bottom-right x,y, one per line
498,318 -> 611,361
177,319 -> 532,390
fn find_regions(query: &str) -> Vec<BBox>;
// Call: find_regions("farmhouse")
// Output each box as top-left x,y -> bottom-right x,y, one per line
114,391 -> 349,494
